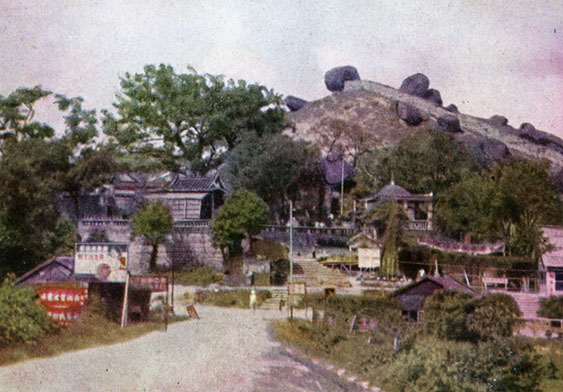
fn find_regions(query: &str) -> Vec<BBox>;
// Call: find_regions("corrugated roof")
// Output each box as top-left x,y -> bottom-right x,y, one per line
542,226 -> 563,268
17,256 -> 74,285
170,176 -> 220,192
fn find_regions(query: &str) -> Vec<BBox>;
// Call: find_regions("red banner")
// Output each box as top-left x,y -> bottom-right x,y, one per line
35,286 -> 89,327
130,276 -> 168,292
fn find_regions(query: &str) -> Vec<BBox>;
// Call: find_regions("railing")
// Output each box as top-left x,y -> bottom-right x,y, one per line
79,219 -> 129,227
404,220 -> 429,231
261,225 -> 357,248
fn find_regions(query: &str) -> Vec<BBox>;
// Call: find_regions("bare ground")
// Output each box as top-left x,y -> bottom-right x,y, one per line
0,305 -> 372,392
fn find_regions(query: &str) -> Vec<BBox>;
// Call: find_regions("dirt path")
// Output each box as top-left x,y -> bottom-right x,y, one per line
0,306 -> 371,392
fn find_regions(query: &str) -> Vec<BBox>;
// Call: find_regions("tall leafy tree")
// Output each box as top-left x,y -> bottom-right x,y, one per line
0,86 -> 54,142
0,138 -> 77,278
224,134 -> 323,223
369,201 -> 409,279
103,64 -> 287,174
211,190 -> 269,259
132,202 -> 173,272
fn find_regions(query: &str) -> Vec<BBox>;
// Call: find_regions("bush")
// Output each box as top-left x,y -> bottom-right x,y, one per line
424,291 -> 522,342
198,289 -> 271,308
381,337 -> 542,392
539,296 -> 563,319
0,275 -> 57,346
173,266 -> 223,287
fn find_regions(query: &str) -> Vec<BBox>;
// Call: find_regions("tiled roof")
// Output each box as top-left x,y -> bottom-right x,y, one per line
170,175 -> 220,192
395,275 -> 477,296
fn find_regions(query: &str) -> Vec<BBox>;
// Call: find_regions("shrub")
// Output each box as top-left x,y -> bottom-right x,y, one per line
0,275 -> 57,346
173,266 -> 223,287
423,290 -> 476,341
467,294 -> 521,339
538,296 -> 563,319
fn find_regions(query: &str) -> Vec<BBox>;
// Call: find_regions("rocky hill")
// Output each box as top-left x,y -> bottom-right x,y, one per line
285,66 -> 563,176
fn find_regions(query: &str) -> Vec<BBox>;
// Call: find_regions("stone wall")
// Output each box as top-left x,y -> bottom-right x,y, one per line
78,219 -> 224,273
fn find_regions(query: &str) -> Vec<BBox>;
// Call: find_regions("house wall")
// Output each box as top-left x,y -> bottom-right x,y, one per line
77,220 -> 224,273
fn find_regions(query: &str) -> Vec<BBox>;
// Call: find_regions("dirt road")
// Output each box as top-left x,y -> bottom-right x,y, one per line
0,306 -> 372,392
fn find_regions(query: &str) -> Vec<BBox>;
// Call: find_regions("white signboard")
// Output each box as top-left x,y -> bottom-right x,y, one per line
75,243 -> 128,282
358,247 -> 381,269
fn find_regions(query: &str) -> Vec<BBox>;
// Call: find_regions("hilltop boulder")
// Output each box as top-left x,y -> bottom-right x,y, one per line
324,66 -> 361,92
423,88 -> 443,106
489,115 -> 508,127
284,95 -> 308,112
399,73 -> 430,97
396,102 -> 425,126
445,104 -> 459,113
437,115 -> 462,133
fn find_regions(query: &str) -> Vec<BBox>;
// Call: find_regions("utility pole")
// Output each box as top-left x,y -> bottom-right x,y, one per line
340,158 -> 345,217
289,200 -> 293,320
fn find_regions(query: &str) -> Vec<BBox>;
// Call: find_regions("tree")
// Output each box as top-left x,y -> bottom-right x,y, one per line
211,190 -> 269,258
132,202 -> 173,272
103,64 -> 287,174
0,274 -> 57,346
224,134 -> 323,223
369,201 -> 409,279
356,129 -> 478,196
0,86 -> 54,142
0,138 -> 77,278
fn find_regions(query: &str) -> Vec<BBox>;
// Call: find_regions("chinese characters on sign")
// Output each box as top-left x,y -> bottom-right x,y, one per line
75,243 -> 128,282
130,276 -> 168,292
36,286 -> 89,327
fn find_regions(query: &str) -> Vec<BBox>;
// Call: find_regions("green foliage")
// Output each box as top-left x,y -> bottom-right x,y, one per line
132,202 -> 173,272
356,129 -> 477,196
211,190 -> 269,257
0,275 -> 57,346
103,64 -> 287,174
0,139 -> 77,277
173,266 -> 224,287
0,86 -> 54,141
436,159 -> 563,259
538,296 -> 563,319
225,134 -> 323,223
381,337 -> 542,392
423,290 -> 476,341
423,291 -> 521,342
369,201 -> 409,278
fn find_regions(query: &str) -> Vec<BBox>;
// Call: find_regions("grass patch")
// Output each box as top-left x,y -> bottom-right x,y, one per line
253,239 -> 288,261
0,305 -> 188,366
196,289 -> 271,308
171,266 -> 224,287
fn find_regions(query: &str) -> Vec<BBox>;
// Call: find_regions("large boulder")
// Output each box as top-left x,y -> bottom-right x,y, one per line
518,122 -> 563,151
437,115 -> 462,133
399,73 -> 430,97
324,66 -> 361,92
480,137 -> 511,163
488,115 -> 508,127
284,95 -> 308,112
445,104 -> 459,113
396,102 -> 425,126
423,88 -> 442,106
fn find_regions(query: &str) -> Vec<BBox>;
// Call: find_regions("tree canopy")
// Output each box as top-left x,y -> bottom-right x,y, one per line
103,64 -> 288,174
224,134 -> 323,223
132,202 -> 173,272
211,190 -> 269,257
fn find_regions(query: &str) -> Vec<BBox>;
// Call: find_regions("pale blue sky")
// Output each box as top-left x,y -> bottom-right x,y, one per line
1,0 -> 562,136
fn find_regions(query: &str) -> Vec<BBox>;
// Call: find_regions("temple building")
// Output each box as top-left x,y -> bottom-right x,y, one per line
362,179 -> 433,231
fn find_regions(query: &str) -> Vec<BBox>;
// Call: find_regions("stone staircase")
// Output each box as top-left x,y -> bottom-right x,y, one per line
503,292 -> 543,320
292,256 -> 351,288
260,286 -> 290,310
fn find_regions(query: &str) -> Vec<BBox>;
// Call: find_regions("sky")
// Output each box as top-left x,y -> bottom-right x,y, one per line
1,0 -> 562,137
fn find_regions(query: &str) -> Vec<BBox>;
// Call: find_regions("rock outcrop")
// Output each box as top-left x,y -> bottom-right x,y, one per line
423,88 -> 443,106
399,73 -> 430,97
324,66 -> 360,92
437,115 -> 462,133
397,102 -> 425,126
284,95 -> 308,112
